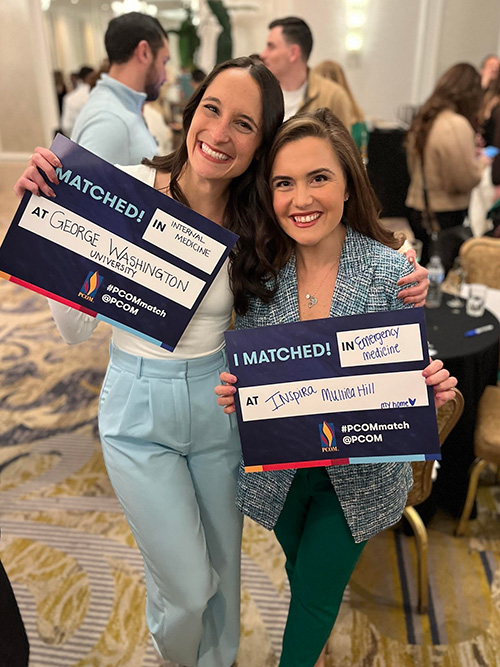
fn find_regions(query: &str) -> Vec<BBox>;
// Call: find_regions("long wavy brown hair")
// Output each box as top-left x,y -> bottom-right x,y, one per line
238,108 -> 402,300
408,63 -> 482,156
313,60 -> 364,124
143,56 -> 284,315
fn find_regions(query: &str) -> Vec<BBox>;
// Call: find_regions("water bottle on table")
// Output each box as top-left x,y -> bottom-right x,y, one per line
426,255 -> 445,308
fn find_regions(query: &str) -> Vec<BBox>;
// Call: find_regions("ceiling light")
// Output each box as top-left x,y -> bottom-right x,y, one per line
111,0 -> 158,16
345,32 -> 363,52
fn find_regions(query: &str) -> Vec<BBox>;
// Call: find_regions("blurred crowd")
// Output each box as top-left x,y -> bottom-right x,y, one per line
53,58 -> 207,157
50,29 -> 500,281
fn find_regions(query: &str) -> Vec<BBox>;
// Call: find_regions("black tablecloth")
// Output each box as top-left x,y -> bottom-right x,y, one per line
420,298 -> 499,519
366,128 -> 410,218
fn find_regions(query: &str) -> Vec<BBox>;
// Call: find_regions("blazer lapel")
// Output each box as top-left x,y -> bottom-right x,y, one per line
270,257 -> 300,325
330,226 -> 374,317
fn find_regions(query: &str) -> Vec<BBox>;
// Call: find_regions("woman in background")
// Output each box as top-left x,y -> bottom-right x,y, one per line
405,63 -> 487,269
314,60 -> 368,160
479,70 -> 500,188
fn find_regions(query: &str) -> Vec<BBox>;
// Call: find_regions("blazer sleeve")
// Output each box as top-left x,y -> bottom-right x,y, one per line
381,251 -> 416,312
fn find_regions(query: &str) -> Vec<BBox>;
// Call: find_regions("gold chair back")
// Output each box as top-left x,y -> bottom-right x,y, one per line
459,237 -> 500,289
406,388 -> 465,507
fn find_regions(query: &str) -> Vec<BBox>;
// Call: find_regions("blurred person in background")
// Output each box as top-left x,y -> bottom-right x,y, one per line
53,70 -> 67,117
143,84 -> 174,155
61,65 -> 94,137
87,59 -> 110,90
191,68 -> 206,91
0,549 -> 29,667
479,70 -> 500,186
260,16 -> 352,126
313,60 -> 368,160
178,66 -> 195,101
480,53 -> 500,92
69,71 -> 79,91
405,63 -> 488,270
69,12 -> 169,165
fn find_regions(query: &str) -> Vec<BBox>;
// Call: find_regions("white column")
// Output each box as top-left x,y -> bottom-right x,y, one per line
410,0 -> 445,105
0,0 -> 59,158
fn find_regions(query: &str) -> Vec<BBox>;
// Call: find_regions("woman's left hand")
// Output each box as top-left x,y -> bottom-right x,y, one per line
397,249 -> 429,307
422,359 -> 458,409
215,371 -> 238,414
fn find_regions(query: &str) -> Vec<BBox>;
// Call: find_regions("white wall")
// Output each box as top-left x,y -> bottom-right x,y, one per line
437,0 -> 500,79
0,0 -> 59,154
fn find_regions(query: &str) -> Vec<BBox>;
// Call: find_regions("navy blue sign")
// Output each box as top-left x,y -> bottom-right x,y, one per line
0,135 -> 238,351
225,308 -> 440,471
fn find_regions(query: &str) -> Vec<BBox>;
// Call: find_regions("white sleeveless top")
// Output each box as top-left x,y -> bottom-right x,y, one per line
49,164 -> 234,360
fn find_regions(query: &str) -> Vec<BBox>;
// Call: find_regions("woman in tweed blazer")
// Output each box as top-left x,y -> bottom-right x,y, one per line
216,109 -> 456,667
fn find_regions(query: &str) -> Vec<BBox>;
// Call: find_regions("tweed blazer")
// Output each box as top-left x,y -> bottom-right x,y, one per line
235,225 -> 415,543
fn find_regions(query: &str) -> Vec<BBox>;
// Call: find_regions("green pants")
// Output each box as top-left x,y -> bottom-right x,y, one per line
274,468 -> 367,667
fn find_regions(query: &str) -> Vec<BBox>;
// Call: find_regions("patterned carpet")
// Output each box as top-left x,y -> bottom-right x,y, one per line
1,276 -> 500,666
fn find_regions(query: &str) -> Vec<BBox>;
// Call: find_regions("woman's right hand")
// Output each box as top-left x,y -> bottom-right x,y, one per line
214,371 -> 238,414
14,147 -> 62,199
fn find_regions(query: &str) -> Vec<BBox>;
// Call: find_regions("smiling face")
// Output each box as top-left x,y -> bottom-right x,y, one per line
271,136 -> 348,250
185,68 -> 263,185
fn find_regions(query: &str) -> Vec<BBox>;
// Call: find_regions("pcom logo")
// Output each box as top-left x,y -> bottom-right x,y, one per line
319,421 -> 338,453
78,271 -> 103,302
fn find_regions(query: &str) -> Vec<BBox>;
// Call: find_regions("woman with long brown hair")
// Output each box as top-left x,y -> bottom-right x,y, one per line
406,62 -> 487,269
14,56 -> 285,667
216,108 -> 456,667
313,60 -> 368,158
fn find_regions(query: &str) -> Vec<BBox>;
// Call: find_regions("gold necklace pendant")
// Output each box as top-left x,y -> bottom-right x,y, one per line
301,254 -> 341,310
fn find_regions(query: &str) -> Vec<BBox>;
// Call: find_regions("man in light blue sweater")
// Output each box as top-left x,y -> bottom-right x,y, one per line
72,12 -> 169,165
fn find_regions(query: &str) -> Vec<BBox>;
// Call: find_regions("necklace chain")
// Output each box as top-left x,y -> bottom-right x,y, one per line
303,257 -> 340,308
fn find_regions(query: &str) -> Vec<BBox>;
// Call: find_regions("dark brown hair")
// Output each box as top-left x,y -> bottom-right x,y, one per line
249,108 -> 402,284
480,68 -> 500,123
105,12 -> 168,64
143,56 -> 284,314
408,63 -> 482,156
269,16 -> 313,61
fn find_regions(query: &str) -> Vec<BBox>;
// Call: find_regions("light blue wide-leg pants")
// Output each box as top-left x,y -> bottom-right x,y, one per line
98,343 -> 243,667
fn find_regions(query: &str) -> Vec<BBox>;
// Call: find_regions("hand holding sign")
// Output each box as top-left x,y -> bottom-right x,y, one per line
224,308 -> 449,472
216,359 -> 456,415
2,135 -> 238,351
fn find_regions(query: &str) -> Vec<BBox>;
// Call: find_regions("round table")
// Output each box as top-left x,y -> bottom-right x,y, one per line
421,297 -> 499,519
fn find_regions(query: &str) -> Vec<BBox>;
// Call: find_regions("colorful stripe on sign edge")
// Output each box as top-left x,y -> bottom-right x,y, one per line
0,272 -> 173,349
244,453 -> 441,473
96,314 -> 168,349
0,272 -> 97,316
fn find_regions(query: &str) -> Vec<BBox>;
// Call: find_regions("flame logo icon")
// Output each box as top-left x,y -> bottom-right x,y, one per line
320,421 -> 335,447
84,271 -> 100,295
79,271 -> 103,300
